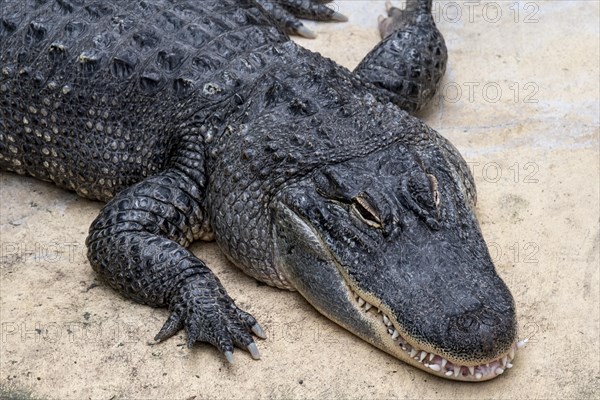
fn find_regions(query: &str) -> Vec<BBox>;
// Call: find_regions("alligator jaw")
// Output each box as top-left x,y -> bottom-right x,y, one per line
344,282 -> 525,381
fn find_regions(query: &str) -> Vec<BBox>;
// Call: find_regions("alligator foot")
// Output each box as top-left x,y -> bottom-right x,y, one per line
378,0 -> 430,39
153,273 -> 266,362
255,0 -> 347,38
354,0 -> 447,113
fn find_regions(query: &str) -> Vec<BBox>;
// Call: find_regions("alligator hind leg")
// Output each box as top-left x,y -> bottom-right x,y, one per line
354,0 -> 447,113
255,0 -> 347,38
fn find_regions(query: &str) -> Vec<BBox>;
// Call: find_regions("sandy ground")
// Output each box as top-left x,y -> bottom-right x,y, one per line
1,1 -> 598,399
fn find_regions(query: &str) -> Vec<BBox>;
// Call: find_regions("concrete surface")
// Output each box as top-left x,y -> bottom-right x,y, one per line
1,1 -> 598,399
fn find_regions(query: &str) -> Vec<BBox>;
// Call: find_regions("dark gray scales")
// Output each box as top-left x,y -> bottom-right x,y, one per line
0,0 -> 517,379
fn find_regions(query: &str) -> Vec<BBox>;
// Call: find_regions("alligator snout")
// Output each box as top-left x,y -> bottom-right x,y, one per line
447,303 -> 517,363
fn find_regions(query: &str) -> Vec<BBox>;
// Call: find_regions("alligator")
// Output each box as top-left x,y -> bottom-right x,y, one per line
0,0 -> 523,381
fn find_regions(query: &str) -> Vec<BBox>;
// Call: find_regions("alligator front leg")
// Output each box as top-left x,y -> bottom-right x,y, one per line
255,0 -> 348,38
354,0 -> 447,113
86,169 -> 264,361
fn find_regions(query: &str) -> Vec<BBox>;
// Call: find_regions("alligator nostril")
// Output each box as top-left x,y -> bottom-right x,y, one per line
456,315 -> 476,331
479,310 -> 500,327
444,304 -> 516,362
453,307 -> 500,332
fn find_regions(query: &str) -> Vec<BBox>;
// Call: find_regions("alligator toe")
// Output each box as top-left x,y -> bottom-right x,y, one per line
255,0 -> 347,38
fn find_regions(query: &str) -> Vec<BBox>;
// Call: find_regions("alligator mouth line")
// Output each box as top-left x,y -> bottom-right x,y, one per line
346,285 -> 527,381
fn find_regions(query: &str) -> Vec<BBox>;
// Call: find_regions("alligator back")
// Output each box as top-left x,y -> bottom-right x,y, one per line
0,0 -> 286,200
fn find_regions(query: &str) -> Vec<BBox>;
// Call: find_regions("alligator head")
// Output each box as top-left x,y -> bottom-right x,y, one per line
271,130 -> 519,381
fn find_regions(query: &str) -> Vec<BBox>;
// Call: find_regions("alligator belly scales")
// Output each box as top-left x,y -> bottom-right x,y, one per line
0,0 -> 520,381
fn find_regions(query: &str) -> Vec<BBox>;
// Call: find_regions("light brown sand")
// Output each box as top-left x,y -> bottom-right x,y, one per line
1,1 -> 598,398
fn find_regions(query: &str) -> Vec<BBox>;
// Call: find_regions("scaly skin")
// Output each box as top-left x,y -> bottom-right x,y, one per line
355,0 -> 448,112
0,0 -> 518,380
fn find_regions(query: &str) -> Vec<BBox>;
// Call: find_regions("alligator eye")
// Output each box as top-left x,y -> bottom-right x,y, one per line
408,172 -> 441,212
351,196 -> 382,228
426,173 -> 441,208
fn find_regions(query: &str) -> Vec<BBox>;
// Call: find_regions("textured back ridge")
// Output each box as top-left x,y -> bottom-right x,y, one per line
0,0 -> 286,200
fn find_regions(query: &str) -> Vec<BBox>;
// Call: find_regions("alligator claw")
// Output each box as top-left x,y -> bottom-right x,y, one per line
224,351 -> 234,364
255,0 -> 347,38
251,322 -> 267,339
331,11 -> 348,22
378,0 -> 423,39
247,342 -> 261,359
296,25 -> 317,39
385,0 -> 394,12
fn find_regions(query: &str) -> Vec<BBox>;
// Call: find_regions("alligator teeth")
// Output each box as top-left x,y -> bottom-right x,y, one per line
351,284 -> 522,380
428,364 -> 441,372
